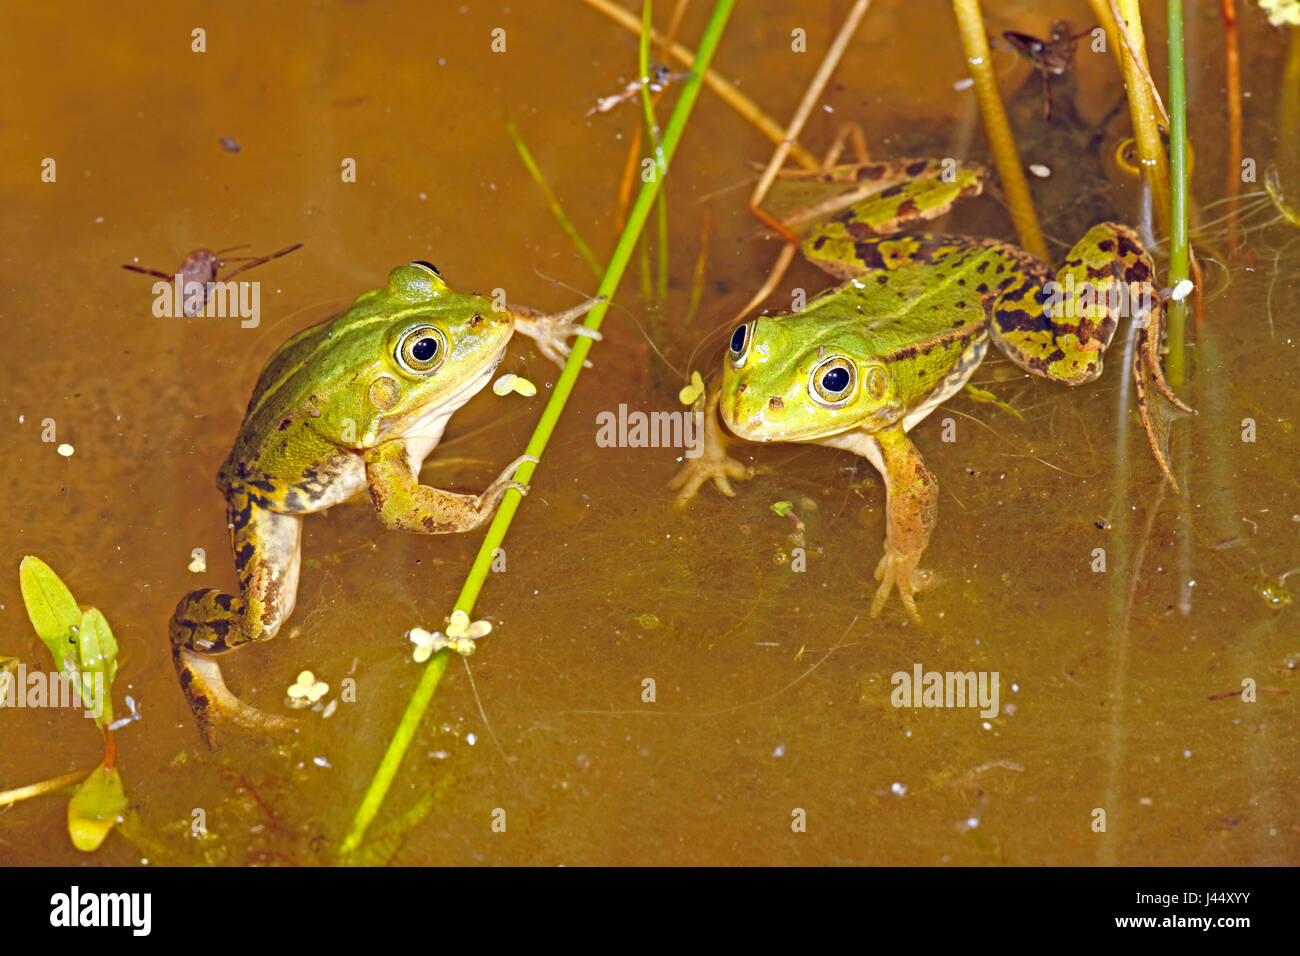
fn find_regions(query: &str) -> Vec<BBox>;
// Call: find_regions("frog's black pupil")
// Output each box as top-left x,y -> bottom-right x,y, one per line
411,337 -> 439,362
730,325 -> 747,354
413,260 -> 441,276
822,366 -> 850,393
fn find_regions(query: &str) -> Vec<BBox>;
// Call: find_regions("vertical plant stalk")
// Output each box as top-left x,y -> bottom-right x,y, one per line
1166,0 -> 1188,387
338,0 -> 736,859
1112,0 -> 1171,235
733,0 -> 873,321
1280,24 -> 1300,174
507,120 -> 604,279
1221,0 -> 1243,256
1085,0 -> 1127,74
637,0 -> 671,306
951,0 -> 1048,260
581,0 -> 820,169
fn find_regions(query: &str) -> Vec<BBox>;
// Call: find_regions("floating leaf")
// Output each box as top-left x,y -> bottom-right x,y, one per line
770,500 -> 794,517
678,370 -> 705,405
76,608 -> 118,728
67,763 -> 126,852
18,556 -> 81,672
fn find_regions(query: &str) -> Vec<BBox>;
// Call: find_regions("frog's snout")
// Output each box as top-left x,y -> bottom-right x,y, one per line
728,390 -> 786,434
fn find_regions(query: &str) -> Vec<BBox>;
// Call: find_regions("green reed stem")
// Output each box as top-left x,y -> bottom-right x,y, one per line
506,119 -> 604,279
1166,0 -> 1187,386
640,0 -> 671,315
338,0 -> 735,858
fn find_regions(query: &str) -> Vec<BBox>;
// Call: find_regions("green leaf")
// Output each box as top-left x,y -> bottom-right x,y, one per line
770,500 -> 794,517
18,556 -> 81,672
77,608 -> 118,728
67,763 -> 127,852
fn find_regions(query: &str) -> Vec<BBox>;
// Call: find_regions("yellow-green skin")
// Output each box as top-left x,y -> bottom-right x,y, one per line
674,160 -> 1165,621
171,262 -> 597,741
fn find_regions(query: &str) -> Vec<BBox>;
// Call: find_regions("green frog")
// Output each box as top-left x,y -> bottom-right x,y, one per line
672,159 -> 1188,621
171,261 -> 600,741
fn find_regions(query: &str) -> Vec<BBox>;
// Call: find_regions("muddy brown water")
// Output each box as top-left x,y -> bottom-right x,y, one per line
0,0 -> 1296,865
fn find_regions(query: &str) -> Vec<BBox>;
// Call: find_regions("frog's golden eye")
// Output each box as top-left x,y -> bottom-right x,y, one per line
410,260 -> 442,277
809,356 -> 856,406
396,325 -> 447,374
728,322 -> 754,368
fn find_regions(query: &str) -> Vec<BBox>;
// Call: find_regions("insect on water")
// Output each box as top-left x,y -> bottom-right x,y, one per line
121,243 -> 303,316
1002,20 -> 1093,122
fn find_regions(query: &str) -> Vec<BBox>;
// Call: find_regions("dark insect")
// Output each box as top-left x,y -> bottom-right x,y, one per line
1002,20 -> 1094,122
121,244 -> 302,316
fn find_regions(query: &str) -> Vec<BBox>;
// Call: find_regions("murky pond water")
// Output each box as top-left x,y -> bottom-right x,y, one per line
1,0 -> 1296,865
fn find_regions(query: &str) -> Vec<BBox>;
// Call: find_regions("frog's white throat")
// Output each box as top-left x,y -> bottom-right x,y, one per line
385,347 -> 506,470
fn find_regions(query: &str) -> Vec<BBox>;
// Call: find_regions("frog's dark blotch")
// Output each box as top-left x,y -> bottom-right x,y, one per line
230,500 -> 253,532
905,160 -> 930,177
234,543 -> 256,572
895,198 -> 920,219
1115,231 -> 1143,259
856,164 -> 891,182
1126,258 -> 1152,283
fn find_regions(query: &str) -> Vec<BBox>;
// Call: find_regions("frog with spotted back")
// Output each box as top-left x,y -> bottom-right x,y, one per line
672,160 -> 1189,620
170,261 -> 600,742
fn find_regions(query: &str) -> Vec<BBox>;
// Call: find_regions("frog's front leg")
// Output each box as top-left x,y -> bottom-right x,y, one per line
365,440 -> 536,532
170,493 -> 303,741
826,423 -> 937,622
667,379 -> 755,506
509,297 -> 605,368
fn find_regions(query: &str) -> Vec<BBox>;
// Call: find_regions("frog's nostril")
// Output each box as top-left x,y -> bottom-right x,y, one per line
736,383 -> 748,395
768,396 -> 784,410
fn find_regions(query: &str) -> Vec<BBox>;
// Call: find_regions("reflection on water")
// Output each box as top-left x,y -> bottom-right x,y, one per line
0,0 -> 1296,866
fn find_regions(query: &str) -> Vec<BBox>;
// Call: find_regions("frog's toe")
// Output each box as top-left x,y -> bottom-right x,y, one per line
870,550 -> 929,623
668,457 -> 750,507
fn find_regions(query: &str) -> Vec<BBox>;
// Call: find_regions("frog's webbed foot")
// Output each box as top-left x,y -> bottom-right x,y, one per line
510,297 -> 605,369
478,453 -> 538,505
668,451 -> 754,506
842,423 -> 938,624
667,381 -> 754,507
870,546 -> 932,624
174,646 -> 299,747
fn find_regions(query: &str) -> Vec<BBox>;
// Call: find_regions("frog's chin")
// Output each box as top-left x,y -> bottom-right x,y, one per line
380,347 -> 505,439
745,425 -> 856,443
726,416 -> 858,444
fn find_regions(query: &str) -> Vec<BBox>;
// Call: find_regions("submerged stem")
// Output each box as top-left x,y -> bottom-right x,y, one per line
950,0 -> 1047,260
338,0 -> 736,859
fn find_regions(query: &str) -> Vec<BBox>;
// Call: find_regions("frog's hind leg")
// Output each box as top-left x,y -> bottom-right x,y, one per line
987,222 -> 1192,488
169,497 -> 303,743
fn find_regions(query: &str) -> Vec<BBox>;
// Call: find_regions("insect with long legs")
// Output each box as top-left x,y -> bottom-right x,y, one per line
1002,21 -> 1093,122
121,243 -> 302,316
